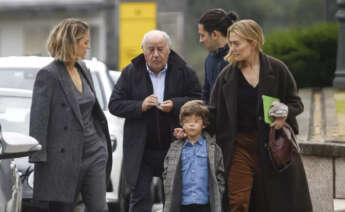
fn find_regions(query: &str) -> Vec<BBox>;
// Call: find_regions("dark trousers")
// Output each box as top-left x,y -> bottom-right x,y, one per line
180,204 -> 211,212
129,148 -> 166,212
49,201 -> 74,212
228,132 -> 265,212
49,136 -> 108,212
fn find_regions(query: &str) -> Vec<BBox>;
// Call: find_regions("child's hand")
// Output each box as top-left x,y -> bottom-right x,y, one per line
173,128 -> 186,139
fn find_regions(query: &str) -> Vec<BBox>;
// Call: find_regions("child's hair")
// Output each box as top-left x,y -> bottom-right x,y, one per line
179,100 -> 209,126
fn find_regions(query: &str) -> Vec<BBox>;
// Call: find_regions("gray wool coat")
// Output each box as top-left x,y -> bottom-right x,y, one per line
29,60 -> 112,202
162,132 -> 225,212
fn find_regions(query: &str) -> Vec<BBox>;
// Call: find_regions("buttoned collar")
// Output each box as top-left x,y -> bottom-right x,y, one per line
210,44 -> 229,58
183,135 -> 205,147
146,63 -> 168,75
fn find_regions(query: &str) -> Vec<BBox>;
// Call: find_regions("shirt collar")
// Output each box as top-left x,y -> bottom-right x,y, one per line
146,64 -> 168,75
211,44 -> 229,58
183,136 -> 205,147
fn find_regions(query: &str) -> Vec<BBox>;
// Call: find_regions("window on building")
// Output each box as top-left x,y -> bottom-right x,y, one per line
24,26 -> 50,56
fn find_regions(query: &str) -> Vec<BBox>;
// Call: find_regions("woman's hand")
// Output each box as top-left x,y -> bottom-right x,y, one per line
270,117 -> 287,130
173,128 -> 187,139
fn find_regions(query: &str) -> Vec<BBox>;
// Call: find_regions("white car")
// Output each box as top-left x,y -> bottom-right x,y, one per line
0,56 -> 127,211
0,123 -> 41,212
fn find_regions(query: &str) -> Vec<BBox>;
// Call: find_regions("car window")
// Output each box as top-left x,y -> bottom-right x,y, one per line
0,96 -> 31,135
0,67 -> 106,110
0,68 -> 37,90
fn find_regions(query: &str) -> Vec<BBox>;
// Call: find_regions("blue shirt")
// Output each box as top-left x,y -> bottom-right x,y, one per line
146,64 -> 168,103
181,136 -> 209,205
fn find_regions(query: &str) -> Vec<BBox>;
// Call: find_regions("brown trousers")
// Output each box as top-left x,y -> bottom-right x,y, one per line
228,132 -> 265,212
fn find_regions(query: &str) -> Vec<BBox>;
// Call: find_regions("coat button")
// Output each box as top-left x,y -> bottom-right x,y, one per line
258,116 -> 263,121
64,126 -> 68,130
61,102 -> 66,107
60,148 -> 65,153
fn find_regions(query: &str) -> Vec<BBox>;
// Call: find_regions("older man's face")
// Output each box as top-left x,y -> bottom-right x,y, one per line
143,35 -> 171,74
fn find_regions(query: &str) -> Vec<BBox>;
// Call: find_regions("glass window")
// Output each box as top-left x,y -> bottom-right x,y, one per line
0,68 -> 37,90
0,96 -> 31,135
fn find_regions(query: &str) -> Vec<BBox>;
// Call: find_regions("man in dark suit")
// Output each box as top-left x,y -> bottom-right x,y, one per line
108,30 -> 201,212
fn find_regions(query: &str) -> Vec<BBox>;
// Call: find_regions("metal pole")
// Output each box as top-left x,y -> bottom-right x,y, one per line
333,0 -> 345,89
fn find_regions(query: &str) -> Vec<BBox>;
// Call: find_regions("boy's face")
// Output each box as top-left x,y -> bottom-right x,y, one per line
182,114 -> 205,140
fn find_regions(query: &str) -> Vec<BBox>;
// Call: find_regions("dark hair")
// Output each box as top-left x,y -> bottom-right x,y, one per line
199,8 -> 239,37
180,100 -> 209,127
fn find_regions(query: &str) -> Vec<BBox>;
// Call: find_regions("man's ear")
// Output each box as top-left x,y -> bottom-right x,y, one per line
211,30 -> 221,39
211,30 -> 218,39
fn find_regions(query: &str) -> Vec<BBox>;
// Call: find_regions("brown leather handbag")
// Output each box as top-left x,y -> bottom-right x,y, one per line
268,123 -> 300,172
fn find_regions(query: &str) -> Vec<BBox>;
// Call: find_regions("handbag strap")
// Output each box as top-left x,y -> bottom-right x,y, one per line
269,127 -> 275,144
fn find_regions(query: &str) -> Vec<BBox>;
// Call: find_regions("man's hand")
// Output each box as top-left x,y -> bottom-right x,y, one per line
173,128 -> 187,139
157,100 -> 173,113
142,95 -> 158,112
270,117 -> 287,130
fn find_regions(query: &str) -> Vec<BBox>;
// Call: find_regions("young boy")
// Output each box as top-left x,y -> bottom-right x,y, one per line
163,100 -> 225,212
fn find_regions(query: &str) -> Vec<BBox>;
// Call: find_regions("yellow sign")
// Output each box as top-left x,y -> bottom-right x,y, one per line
119,2 -> 157,71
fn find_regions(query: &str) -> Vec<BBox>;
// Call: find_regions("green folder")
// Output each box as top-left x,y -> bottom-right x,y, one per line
262,95 -> 280,124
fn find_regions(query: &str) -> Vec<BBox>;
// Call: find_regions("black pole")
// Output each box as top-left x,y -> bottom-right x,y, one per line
333,0 -> 345,89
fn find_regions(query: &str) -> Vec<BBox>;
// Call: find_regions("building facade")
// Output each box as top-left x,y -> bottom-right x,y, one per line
0,0 -> 115,66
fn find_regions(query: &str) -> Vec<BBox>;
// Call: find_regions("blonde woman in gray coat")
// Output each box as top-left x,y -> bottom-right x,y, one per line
163,100 -> 225,212
29,18 -> 112,212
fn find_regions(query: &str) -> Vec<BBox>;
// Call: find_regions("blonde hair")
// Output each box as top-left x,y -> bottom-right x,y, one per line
224,19 -> 264,66
180,100 -> 209,127
47,18 -> 89,62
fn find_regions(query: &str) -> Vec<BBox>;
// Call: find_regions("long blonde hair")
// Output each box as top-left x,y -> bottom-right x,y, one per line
47,18 -> 89,62
224,19 -> 264,66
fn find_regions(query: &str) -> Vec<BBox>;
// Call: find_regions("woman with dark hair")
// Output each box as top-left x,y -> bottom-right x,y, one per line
29,18 -> 112,212
198,8 -> 239,103
209,19 -> 312,212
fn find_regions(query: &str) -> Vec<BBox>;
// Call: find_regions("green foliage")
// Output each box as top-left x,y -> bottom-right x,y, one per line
263,22 -> 338,88
184,0 -> 330,79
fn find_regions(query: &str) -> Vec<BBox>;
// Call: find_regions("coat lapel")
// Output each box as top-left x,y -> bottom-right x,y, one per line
257,52 -> 276,113
258,52 -> 276,96
222,66 -> 239,132
204,132 -> 216,175
77,61 -> 95,93
54,61 -> 84,128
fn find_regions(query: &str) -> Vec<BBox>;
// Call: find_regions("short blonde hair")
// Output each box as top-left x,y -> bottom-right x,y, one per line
47,18 -> 89,62
180,100 -> 209,127
224,19 -> 264,65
